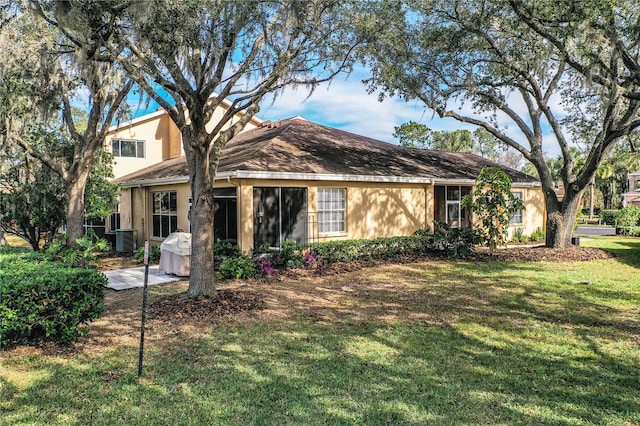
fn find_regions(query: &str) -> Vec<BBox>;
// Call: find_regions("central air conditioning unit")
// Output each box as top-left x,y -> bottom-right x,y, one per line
116,229 -> 138,253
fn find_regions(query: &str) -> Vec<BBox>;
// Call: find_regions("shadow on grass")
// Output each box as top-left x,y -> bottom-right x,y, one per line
581,236 -> 640,268
2,315 -> 638,425
2,239 -> 638,425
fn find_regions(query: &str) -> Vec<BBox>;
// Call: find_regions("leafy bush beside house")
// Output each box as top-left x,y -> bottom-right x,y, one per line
215,225 -> 477,281
133,244 -> 162,264
462,167 -> 524,255
307,224 -> 477,265
0,247 -> 106,346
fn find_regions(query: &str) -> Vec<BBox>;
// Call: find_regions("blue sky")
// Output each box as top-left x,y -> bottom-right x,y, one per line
129,67 -> 564,157
129,68 -> 478,146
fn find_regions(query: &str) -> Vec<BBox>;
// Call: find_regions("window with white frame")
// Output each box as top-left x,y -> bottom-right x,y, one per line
152,191 -> 177,237
510,191 -> 524,224
318,188 -> 346,233
111,139 -> 145,158
444,186 -> 470,227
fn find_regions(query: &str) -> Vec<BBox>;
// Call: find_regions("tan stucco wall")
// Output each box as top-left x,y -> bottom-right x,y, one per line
118,189 -> 133,229
107,104 -> 260,179
319,183 -> 429,241
238,183 -> 254,252
108,113 -> 178,179
122,183 -> 191,246
124,182 -> 244,247
506,186 -> 546,239
119,179 -> 546,252
236,179 -> 432,251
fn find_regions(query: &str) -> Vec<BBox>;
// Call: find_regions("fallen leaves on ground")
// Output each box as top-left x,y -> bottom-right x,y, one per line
475,246 -> 614,262
147,290 -> 266,322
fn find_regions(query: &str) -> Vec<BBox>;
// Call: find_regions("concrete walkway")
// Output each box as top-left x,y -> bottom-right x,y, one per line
104,265 -> 184,291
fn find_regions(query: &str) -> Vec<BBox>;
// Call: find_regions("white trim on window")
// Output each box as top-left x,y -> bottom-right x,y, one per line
152,191 -> 177,237
111,139 -> 145,158
510,191 -> 524,225
318,188 -> 346,234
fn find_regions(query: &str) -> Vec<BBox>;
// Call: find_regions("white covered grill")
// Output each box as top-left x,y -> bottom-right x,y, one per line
159,232 -> 191,276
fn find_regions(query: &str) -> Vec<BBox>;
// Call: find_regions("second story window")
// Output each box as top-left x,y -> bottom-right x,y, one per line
111,139 -> 145,158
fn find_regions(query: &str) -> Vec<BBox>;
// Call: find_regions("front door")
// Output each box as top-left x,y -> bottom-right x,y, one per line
253,187 -> 307,247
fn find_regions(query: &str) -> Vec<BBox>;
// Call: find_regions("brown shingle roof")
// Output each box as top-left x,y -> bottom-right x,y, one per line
115,118 -> 538,185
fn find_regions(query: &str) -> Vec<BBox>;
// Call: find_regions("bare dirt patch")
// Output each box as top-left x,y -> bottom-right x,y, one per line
95,253 -> 141,271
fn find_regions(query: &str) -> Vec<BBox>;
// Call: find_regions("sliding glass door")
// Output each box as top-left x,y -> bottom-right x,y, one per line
253,187 -> 307,248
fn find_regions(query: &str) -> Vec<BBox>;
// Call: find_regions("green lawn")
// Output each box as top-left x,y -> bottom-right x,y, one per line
1,237 -> 639,425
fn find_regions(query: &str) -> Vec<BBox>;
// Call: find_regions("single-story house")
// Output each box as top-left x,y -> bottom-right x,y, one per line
112,117 -> 545,252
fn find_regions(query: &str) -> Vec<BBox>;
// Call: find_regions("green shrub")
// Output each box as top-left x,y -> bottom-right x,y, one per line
412,226 -> 432,237
278,239 -> 304,269
214,241 -> 242,257
218,255 -> 258,280
134,244 -> 161,264
213,241 -> 242,271
601,210 -> 621,226
308,225 -> 474,264
45,232 -> 111,268
430,222 -> 478,259
530,227 -> 546,242
629,226 -> 640,237
258,239 -> 304,270
0,249 -> 106,346
511,227 -> 528,243
616,206 -> 640,235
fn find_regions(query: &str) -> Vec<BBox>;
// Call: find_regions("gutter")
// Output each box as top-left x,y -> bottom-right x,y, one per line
118,170 -> 539,188
431,179 -> 540,188
216,170 -> 433,184
511,182 -> 541,188
118,176 -> 190,188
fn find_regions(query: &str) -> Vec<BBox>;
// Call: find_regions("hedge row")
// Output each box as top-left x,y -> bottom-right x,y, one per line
307,226 -> 477,264
600,206 -> 640,235
0,248 -> 106,347
216,226 -> 477,280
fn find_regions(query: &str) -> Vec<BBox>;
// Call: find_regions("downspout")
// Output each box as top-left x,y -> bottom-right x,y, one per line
425,185 -> 429,230
138,184 -> 147,244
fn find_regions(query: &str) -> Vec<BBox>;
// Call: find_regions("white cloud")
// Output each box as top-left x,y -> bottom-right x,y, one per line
259,72 -> 468,144
130,66 -> 570,158
259,71 -> 566,159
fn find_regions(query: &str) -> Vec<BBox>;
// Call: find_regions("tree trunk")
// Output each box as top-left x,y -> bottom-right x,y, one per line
186,149 -> 217,298
66,172 -> 90,249
0,228 -> 5,246
545,188 -> 583,248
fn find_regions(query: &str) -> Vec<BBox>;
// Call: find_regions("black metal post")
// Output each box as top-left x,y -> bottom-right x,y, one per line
138,242 -> 150,378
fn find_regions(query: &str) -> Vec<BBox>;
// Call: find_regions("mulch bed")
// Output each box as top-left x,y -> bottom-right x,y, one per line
147,290 -> 266,322
475,246 -> 615,262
